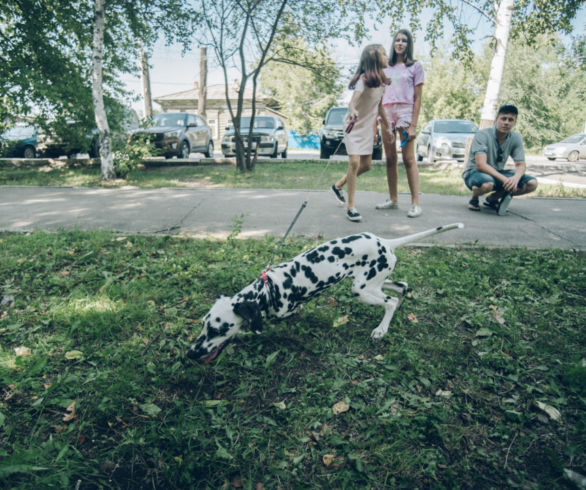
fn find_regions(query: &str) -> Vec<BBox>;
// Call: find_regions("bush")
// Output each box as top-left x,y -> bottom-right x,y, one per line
113,139 -> 153,178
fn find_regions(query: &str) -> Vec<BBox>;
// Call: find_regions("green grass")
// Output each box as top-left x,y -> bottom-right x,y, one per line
0,159 -> 584,198
1,230 -> 584,488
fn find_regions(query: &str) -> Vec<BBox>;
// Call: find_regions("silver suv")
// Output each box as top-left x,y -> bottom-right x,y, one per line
416,119 -> 478,163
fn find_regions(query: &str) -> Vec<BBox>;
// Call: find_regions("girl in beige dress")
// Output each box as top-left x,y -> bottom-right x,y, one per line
331,44 -> 394,222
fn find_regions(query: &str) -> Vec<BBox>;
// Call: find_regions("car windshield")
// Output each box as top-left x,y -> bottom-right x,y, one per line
434,121 -> 477,133
151,114 -> 186,127
2,126 -> 35,139
326,108 -> 347,125
562,134 -> 585,144
239,117 -> 275,129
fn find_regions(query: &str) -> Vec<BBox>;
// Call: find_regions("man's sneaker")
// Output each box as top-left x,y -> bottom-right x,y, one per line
346,207 -> 362,222
331,184 -> 345,205
497,192 -> 513,216
375,199 -> 399,210
407,204 -> 422,218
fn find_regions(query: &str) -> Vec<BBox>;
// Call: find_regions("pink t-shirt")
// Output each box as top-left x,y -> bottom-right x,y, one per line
382,61 -> 424,106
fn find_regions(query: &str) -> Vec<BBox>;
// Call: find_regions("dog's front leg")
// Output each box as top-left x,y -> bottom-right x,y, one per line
352,282 -> 399,339
370,296 -> 399,339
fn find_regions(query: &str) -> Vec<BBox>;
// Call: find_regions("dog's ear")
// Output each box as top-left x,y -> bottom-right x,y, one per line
233,301 -> 262,333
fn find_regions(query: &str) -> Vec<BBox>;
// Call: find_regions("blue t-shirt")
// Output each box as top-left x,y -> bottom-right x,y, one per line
465,126 -> 525,173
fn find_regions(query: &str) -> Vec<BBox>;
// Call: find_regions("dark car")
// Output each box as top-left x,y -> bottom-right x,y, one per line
416,119 -> 478,163
0,125 -> 38,158
221,115 -> 288,158
319,107 -> 382,160
130,112 -> 213,159
0,124 -> 99,158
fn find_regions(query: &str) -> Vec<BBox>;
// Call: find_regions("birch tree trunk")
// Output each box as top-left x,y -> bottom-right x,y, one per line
92,0 -> 114,180
479,0 -> 514,129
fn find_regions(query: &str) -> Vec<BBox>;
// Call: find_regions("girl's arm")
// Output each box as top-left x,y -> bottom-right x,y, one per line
347,88 -> 362,120
408,83 -> 423,140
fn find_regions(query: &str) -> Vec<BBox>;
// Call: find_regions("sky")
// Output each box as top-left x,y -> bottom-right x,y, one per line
121,6 -> 585,117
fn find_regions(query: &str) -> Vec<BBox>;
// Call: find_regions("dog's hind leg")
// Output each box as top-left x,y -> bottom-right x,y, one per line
382,280 -> 408,295
352,282 -> 399,339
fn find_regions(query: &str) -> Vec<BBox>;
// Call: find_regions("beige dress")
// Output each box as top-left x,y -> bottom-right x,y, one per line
343,77 -> 385,155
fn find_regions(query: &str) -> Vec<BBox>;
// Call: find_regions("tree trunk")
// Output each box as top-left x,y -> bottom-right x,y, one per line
92,0 -> 114,180
198,47 -> 207,120
479,0 -> 514,129
139,40 -> 153,119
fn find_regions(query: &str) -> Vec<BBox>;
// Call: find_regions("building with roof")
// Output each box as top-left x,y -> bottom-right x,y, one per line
153,82 -> 286,145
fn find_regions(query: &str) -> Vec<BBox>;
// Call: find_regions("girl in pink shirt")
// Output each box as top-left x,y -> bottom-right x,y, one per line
376,29 -> 425,218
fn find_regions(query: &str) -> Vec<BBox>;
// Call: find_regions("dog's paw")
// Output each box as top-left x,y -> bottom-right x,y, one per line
370,327 -> 387,339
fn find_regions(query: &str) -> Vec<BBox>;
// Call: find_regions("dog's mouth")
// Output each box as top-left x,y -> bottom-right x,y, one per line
201,341 -> 228,364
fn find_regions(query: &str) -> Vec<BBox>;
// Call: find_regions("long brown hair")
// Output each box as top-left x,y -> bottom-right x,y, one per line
348,44 -> 390,89
389,29 -> 416,67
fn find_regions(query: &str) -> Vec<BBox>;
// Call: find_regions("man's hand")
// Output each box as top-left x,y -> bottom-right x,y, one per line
502,174 -> 520,193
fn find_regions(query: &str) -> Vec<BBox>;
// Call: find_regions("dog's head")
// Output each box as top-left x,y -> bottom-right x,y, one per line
187,296 -> 263,363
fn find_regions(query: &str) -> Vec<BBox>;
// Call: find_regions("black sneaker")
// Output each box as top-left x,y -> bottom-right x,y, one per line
331,185 -> 345,205
346,207 -> 362,222
497,192 -> 513,216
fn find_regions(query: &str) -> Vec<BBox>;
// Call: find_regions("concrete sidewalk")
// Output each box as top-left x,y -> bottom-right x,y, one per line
0,186 -> 585,249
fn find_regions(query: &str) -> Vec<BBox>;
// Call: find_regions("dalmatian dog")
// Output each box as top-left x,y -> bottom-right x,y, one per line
188,223 -> 463,363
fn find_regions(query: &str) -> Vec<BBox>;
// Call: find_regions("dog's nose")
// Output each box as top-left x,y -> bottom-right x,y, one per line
186,347 -> 199,360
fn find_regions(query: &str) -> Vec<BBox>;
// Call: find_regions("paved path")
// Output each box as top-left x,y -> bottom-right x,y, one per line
1,186 -> 585,250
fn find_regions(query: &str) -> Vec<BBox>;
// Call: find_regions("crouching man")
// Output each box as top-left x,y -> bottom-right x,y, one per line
463,104 -> 537,215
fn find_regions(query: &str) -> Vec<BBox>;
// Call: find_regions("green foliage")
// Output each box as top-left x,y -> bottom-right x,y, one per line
112,138 -> 154,178
260,38 -> 343,134
0,231 -> 584,487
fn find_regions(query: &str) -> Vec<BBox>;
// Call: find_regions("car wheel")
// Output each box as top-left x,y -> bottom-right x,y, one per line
547,157 -> 556,161
204,140 -> 214,158
416,145 -> 423,162
567,150 -> 579,162
320,145 -> 330,159
23,146 -> 36,159
270,143 -> 278,158
281,147 -> 287,158
180,140 -> 190,159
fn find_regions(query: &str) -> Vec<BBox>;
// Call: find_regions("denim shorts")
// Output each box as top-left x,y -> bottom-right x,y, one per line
463,169 -> 536,191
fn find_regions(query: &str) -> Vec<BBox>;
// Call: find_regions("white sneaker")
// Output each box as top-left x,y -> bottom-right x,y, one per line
375,199 -> 399,210
407,204 -> 422,218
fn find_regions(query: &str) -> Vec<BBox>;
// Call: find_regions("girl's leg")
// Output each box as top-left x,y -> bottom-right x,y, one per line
401,134 -> 420,206
336,155 -> 372,190
345,155 -> 361,209
381,129 -> 399,202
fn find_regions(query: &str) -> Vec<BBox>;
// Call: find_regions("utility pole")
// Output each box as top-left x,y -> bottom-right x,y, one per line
139,40 -> 153,119
198,47 -> 207,119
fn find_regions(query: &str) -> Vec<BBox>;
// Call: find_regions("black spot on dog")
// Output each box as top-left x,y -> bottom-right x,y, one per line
302,265 -> 319,284
305,250 -> 325,264
366,267 -> 377,280
328,256 -> 335,263
341,235 -> 362,244
318,245 -> 329,252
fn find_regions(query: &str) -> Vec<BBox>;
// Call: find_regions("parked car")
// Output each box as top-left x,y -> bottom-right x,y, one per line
319,107 -> 382,160
543,133 -> 586,162
0,125 -> 38,158
221,115 -> 287,158
0,123 -> 99,158
130,112 -> 213,159
416,119 -> 478,163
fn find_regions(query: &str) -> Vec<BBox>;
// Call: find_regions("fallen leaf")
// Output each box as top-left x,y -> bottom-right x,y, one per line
475,328 -> 493,338
63,400 -> 76,422
332,401 -> 350,415
64,350 -> 83,360
322,454 -> 344,468
373,354 -> 385,361
332,315 -> 349,328
435,389 -> 452,398
407,313 -> 418,323
489,305 -> 506,324
272,401 -> 286,410
535,401 -> 562,422
231,475 -> 243,488
14,346 -> 32,357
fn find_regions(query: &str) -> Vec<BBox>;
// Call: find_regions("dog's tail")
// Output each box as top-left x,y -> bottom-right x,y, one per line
387,223 -> 464,249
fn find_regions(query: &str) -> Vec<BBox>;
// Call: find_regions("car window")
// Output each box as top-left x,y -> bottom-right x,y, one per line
238,117 -> 275,129
434,121 -> 478,133
326,108 -> 347,125
187,114 -> 198,126
2,126 -> 36,139
152,113 -> 186,127
562,134 -> 585,144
